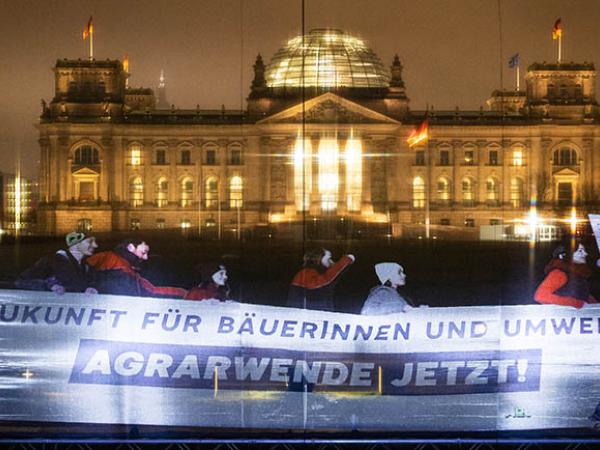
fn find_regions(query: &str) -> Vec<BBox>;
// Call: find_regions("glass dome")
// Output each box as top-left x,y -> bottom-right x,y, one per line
265,29 -> 391,89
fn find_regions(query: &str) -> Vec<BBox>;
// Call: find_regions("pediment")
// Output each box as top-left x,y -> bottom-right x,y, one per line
72,167 -> 100,176
258,92 -> 400,125
552,167 -> 580,177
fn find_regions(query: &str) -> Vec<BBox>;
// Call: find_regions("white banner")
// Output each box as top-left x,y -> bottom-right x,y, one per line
1,289 -> 600,432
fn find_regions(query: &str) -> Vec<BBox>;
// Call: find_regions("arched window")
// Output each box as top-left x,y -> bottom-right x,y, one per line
180,177 -> 193,207
155,177 -> 168,207
412,177 -> 425,208
486,177 -> 500,206
129,144 -> 142,166
205,177 -> 219,208
74,145 -> 99,165
510,178 -> 524,208
462,178 -> 475,206
553,147 -> 578,166
229,176 -> 243,208
436,177 -> 451,205
129,177 -> 143,207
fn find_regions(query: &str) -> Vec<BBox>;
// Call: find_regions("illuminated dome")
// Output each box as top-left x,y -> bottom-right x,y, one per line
265,29 -> 391,89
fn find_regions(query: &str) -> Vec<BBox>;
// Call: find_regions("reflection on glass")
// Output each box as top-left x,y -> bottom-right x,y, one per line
293,137 -> 312,211
345,135 -> 362,211
318,137 -> 339,211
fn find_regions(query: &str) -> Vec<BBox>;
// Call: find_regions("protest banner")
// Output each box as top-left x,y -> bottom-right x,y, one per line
1,290 -> 599,431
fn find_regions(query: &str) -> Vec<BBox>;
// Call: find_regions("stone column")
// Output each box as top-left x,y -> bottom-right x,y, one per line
58,135 -> 70,202
218,139 -> 229,207
113,137 -> 125,203
168,139 -> 178,204
100,136 -> 112,202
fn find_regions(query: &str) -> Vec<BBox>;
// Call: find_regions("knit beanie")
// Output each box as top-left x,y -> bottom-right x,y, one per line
375,262 -> 403,285
65,231 -> 86,247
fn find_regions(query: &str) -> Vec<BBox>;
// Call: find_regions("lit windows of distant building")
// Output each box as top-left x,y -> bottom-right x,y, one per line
129,177 -> 143,207
229,176 -> 243,208
129,144 -> 142,166
412,176 -> 425,208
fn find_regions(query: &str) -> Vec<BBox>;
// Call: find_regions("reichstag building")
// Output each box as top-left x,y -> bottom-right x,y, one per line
37,28 -> 599,238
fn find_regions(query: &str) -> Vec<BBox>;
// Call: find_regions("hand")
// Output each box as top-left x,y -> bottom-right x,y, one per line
347,254 -> 355,262
84,287 -> 98,295
50,284 -> 65,296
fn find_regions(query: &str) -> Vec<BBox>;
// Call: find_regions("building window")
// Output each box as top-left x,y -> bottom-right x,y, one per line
180,149 -> 191,165
180,219 -> 191,229
204,145 -> 218,165
129,145 -> 142,166
462,178 -> 475,206
204,218 -> 216,227
439,149 -> 450,166
488,150 -> 498,166
464,150 -> 474,165
205,177 -> 219,208
229,176 -> 243,208
78,181 -> 95,201
156,218 -> 165,229
512,149 -> 523,166
547,83 -> 555,98
486,177 -> 500,206
437,177 -> 451,205
553,147 -> 578,166
575,84 -> 583,99
412,176 -> 425,208
464,218 -> 475,227
557,182 -> 574,206
77,218 -> 92,232
180,177 -> 193,207
129,177 -> 143,207
440,218 -> 450,226
230,149 -> 242,165
130,218 -> 140,230
74,145 -> 99,165
415,151 -> 425,166
490,219 -> 501,226
155,149 -> 167,165
560,84 -> 567,98
510,178 -> 524,208
155,177 -> 168,207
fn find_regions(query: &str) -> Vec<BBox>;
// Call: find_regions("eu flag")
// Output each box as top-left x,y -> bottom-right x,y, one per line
508,53 -> 520,69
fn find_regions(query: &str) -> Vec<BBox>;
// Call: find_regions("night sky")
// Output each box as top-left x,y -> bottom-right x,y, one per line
1,0 -> 600,178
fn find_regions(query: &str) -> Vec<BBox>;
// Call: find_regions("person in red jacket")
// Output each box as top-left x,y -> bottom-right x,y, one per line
286,248 -> 355,311
87,239 -> 187,298
534,243 -> 598,308
185,264 -> 230,301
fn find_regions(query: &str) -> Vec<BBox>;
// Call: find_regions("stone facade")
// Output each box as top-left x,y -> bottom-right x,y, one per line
37,32 -> 600,238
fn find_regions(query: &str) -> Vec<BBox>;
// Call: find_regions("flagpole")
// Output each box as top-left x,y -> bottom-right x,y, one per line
90,30 -> 93,60
516,65 -> 520,91
558,34 -> 562,63
425,106 -> 431,240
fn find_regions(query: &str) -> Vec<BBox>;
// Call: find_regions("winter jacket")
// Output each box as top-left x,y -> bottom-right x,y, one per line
286,255 -> 353,311
534,259 -> 597,308
361,285 -> 411,315
15,250 -> 94,293
185,282 -> 228,301
86,248 -> 187,298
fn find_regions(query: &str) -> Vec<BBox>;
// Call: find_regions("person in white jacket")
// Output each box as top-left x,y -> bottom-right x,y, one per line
360,262 -> 413,315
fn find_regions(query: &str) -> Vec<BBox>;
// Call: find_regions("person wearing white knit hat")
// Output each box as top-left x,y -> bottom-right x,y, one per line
360,262 -> 413,315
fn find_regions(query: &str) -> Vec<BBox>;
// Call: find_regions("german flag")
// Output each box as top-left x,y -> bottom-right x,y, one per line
552,18 -> 562,40
82,16 -> 93,40
407,115 -> 429,148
